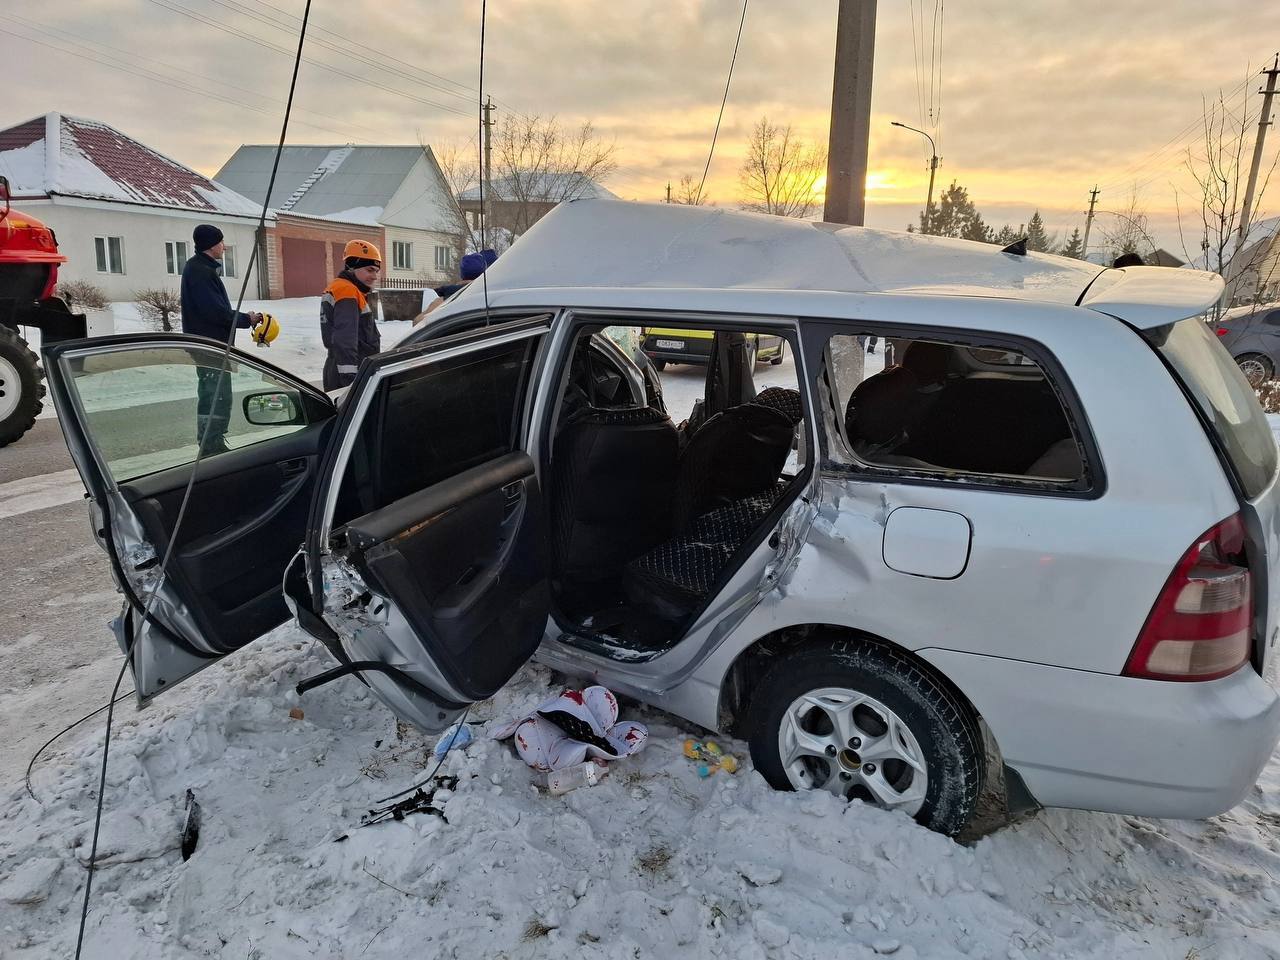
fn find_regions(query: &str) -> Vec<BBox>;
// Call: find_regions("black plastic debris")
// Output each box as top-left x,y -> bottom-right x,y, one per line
334,775 -> 459,842
181,789 -> 201,861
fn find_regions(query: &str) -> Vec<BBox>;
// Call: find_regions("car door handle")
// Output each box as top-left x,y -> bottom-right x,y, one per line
279,458 -> 308,478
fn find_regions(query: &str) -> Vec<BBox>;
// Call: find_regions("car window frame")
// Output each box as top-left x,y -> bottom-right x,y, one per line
801,319 -> 1107,500
51,333 -> 334,492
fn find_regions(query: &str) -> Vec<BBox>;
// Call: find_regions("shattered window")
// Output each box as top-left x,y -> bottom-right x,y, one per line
826,333 -> 1083,483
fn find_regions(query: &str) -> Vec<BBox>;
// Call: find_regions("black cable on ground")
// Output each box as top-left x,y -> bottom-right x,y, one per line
375,708 -> 471,805
72,5 -> 313,957
24,687 -> 134,803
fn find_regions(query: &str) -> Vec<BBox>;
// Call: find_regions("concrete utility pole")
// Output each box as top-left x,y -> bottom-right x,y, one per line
666,182 -> 672,203
823,0 -> 877,226
481,96 -> 496,250
890,121 -> 938,233
1238,55 -> 1280,247
1081,186 -> 1100,260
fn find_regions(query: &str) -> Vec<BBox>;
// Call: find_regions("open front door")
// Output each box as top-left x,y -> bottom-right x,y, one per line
43,334 -> 337,704
301,317 -> 552,732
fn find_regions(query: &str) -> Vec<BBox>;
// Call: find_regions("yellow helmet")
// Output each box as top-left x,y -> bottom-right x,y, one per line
251,313 -> 280,346
343,239 -> 382,263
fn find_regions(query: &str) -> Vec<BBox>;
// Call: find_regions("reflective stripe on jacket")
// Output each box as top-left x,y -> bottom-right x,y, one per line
320,273 -> 380,388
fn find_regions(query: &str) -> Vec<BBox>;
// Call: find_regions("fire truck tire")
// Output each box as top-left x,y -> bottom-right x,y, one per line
0,325 -> 45,447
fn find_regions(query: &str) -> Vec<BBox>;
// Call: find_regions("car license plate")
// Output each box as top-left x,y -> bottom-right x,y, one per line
655,339 -> 684,349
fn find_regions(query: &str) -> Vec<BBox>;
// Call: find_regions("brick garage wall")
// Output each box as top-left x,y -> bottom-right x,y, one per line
265,215 -> 384,299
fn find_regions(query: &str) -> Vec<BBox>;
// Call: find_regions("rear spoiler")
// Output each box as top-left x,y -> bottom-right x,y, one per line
1078,266 -> 1224,330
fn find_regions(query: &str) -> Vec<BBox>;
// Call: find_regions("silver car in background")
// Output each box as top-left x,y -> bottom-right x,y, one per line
47,201 -> 1280,836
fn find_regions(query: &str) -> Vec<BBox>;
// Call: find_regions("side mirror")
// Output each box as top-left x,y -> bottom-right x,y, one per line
243,390 -> 303,425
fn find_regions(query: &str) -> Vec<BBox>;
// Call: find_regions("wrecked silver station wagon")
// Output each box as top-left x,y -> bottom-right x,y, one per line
47,201 -> 1280,836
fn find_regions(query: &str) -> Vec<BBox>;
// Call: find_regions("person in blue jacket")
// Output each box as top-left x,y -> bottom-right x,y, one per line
180,224 -> 268,455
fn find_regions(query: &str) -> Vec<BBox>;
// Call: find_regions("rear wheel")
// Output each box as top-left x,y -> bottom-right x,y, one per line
652,358 -> 666,372
1236,352 -> 1273,387
769,343 -> 786,365
0,325 -> 45,447
747,640 -> 985,836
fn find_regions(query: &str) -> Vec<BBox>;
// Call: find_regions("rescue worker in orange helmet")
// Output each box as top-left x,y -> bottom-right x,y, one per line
321,240 -> 382,390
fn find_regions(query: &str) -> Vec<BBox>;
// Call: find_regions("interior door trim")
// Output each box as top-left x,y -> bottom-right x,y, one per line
315,323 -> 550,551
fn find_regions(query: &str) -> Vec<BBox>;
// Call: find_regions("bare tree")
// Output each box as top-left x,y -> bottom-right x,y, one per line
488,115 -> 618,246
58,279 -> 110,310
135,288 -> 181,332
671,174 -> 710,205
1099,188 -> 1159,262
1175,84 -> 1280,310
429,139 -> 481,259
738,117 -> 827,218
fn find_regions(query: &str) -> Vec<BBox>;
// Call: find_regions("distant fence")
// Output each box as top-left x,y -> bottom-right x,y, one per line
379,276 -> 440,290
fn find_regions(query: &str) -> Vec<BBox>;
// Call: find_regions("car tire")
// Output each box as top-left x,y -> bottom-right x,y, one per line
1235,352 -> 1273,387
0,325 -> 45,448
746,640 -> 985,836
652,358 -> 666,372
769,343 -> 785,366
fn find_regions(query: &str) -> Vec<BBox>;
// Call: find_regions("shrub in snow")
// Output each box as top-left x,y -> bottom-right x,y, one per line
134,287 -> 182,332
58,279 -> 110,310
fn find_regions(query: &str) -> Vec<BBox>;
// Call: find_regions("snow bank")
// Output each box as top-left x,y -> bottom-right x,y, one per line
3,627 -> 1278,958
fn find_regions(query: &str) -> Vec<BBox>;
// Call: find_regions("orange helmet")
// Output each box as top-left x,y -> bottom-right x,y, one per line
343,239 -> 381,263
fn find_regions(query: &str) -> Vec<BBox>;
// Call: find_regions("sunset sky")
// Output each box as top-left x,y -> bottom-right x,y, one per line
5,1 -> 1279,258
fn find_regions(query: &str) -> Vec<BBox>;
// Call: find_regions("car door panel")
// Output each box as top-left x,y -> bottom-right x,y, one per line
121,421 -> 332,654
301,319 -> 552,731
42,333 -> 336,704
348,451 -> 548,701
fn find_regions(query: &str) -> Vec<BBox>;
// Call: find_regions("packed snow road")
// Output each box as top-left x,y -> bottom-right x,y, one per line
2,305 -> 1279,958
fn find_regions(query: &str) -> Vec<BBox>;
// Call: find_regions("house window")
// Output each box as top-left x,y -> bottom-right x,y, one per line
222,245 -> 238,278
393,241 -> 413,270
95,236 -> 125,274
434,245 -> 453,271
164,241 -> 189,276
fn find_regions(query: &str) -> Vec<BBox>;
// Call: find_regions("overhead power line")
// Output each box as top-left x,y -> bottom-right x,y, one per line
6,15 -> 395,144
695,0 -> 749,205
143,0 -> 473,118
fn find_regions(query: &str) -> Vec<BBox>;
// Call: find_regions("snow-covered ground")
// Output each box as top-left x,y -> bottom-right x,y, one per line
5,319 -> 1280,958
3,628 -> 1279,959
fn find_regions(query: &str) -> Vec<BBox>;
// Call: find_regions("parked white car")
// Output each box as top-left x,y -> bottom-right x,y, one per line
47,201 -> 1280,836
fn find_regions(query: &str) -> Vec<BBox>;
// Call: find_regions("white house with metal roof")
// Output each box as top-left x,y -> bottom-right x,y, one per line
214,144 -> 464,288
0,112 -> 267,300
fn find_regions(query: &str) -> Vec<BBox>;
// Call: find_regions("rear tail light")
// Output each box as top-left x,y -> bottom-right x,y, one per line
1123,514 -> 1252,681
1215,327 -> 1229,337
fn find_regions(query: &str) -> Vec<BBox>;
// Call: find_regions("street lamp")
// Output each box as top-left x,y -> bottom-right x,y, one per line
891,121 -> 939,234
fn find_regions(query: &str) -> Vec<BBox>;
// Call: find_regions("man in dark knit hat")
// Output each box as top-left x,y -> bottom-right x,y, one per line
180,224 -> 266,455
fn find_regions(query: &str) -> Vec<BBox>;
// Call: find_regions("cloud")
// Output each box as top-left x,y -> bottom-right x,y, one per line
2,0 -> 1276,249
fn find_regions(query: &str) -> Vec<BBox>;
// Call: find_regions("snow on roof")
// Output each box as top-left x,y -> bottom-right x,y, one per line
477,200 -> 1104,304
0,112 -> 261,216
214,145 -> 452,229
458,172 -> 618,203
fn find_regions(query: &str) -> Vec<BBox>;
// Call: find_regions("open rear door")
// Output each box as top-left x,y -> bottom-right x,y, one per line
300,317 -> 552,732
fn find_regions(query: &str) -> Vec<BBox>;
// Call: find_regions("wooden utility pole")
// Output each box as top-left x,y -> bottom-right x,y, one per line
1238,55 -> 1280,247
481,96 -> 496,249
823,0 -> 876,226
1081,186 -> 1100,260
666,182 -> 672,203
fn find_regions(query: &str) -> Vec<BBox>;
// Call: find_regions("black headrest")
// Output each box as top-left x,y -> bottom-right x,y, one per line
845,367 -> 921,446
750,387 -> 803,425
900,341 -> 952,385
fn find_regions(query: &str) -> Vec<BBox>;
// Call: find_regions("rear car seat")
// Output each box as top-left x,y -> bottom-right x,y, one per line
623,389 -> 803,620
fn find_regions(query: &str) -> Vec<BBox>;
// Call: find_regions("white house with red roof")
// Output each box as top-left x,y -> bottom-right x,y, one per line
0,112 -> 268,301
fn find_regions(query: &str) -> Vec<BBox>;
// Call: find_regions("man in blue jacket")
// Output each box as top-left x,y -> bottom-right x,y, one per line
180,224 -> 266,455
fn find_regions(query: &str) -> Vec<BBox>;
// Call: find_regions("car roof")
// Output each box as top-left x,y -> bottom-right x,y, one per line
444,200 -> 1225,330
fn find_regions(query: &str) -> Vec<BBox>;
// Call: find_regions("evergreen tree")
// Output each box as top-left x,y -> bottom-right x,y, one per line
918,181 -> 992,241
992,224 -> 1019,246
1061,227 -> 1084,259
1025,211 -> 1054,253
